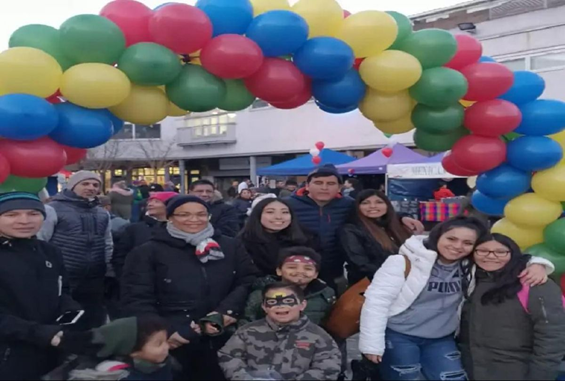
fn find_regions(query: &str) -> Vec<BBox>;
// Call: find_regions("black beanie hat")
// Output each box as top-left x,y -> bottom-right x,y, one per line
0,192 -> 46,218
166,195 -> 211,218
307,164 -> 343,184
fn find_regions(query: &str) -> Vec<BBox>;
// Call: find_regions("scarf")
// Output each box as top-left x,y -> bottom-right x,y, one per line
166,222 -> 224,263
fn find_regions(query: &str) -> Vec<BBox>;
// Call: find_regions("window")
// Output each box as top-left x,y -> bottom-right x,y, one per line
531,52 -> 565,71
112,124 -> 161,140
113,123 -> 134,140
500,58 -> 526,71
185,112 -> 235,138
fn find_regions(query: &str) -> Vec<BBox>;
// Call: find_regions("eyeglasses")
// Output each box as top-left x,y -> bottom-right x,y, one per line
172,213 -> 209,221
474,249 -> 510,258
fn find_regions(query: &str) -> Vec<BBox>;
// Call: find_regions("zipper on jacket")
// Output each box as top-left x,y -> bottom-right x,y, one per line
1,348 -> 10,364
539,297 -> 549,323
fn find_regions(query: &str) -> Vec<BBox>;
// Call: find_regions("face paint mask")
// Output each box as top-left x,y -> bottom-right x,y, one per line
264,293 -> 299,308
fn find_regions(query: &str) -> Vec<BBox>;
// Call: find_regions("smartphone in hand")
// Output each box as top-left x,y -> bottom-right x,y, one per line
57,310 -> 85,326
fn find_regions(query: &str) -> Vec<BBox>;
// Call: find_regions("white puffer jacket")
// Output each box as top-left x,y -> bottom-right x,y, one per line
359,236 -> 555,356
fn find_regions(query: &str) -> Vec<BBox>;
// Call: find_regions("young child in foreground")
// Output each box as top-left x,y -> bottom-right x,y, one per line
239,247 -> 336,327
218,282 -> 341,381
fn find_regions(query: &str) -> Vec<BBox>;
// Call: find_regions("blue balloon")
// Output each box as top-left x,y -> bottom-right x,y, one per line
196,0 -> 253,36
294,37 -> 355,80
479,56 -> 496,63
515,100 -> 565,136
507,136 -> 563,171
246,10 -> 309,57
101,110 -> 125,134
0,94 -> 59,141
50,103 -> 114,149
476,163 -> 531,200
312,70 -> 366,109
154,2 -> 177,10
316,101 -> 358,114
499,71 -> 545,105
471,190 -> 510,216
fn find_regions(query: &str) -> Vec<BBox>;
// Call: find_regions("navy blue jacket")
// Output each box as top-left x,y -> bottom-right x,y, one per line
285,191 -> 355,281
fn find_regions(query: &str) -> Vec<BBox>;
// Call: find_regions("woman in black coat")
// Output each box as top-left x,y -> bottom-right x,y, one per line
231,189 -> 253,227
0,192 -> 80,380
237,197 -> 317,276
121,195 -> 258,380
339,189 -> 412,285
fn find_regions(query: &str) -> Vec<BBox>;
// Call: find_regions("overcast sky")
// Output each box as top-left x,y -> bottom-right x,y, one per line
0,0 -> 464,49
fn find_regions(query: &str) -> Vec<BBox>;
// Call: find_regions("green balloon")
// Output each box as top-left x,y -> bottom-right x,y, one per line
411,104 -> 465,134
218,80 -> 256,112
118,43 -> 182,86
410,68 -> 468,108
544,218 -> 565,253
397,29 -> 457,69
9,24 -> 75,70
414,126 -> 469,152
526,243 -> 565,276
166,65 -> 227,112
0,176 -> 47,194
386,11 -> 413,49
502,132 -> 522,142
60,15 -> 126,65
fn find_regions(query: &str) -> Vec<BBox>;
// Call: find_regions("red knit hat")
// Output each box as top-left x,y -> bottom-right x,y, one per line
148,192 -> 178,204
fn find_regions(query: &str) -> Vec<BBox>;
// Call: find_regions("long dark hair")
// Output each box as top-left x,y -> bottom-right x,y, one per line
240,198 -> 308,244
353,189 -> 412,252
425,216 -> 490,298
475,233 -> 531,305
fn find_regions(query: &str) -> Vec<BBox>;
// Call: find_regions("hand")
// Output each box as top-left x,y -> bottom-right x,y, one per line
204,323 -> 220,335
401,217 -> 425,235
190,321 -> 202,335
223,315 -> 237,327
365,354 -> 382,364
168,332 -> 190,350
519,264 -> 548,287
51,331 -> 63,347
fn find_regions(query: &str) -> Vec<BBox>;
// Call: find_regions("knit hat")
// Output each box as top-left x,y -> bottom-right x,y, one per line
247,193 -> 277,216
166,195 -> 210,218
149,192 -> 178,204
94,317 -> 138,358
67,170 -> 102,191
0,192 -> 46,218
307,164 -> 343,184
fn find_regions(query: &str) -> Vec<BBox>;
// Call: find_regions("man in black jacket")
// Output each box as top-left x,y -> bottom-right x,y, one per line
189,179 -> 241,237
0,192 -> 80,380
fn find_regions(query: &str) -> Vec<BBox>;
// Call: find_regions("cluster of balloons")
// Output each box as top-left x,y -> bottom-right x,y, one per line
309,141 -> 325,165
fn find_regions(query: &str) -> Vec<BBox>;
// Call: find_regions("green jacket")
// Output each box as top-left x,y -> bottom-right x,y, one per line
239,276 -> 336,327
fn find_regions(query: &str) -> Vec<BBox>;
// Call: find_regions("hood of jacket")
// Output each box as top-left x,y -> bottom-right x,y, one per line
52,189 -> 100,209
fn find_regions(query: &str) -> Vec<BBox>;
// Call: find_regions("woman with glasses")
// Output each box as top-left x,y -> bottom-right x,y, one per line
121,195 -> 259,380
459,233 -> 565,380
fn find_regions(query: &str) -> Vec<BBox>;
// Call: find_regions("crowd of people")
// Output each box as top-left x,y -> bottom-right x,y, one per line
1,164 -> 564,381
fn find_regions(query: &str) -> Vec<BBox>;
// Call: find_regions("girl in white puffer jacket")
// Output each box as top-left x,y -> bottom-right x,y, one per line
359,216 -> 554,381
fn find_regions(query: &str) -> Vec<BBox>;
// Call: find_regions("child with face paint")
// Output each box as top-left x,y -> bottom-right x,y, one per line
218,283 -> 342,381
239,247 -> 336,327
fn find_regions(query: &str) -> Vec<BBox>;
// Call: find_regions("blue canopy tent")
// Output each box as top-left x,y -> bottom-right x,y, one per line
257,149 -> 356,176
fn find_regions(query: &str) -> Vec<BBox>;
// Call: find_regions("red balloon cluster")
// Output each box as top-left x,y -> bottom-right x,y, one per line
201,35 -> 264,79
100,0 -> 153,46
270,80 -> 312,109
460,63 -> 514,102
445,35 -> 482,71
464,100 -> 522,137
245,58 -> 308,102
0,154 -> 10,184
62,145 -> 88,165
0,138 -> 68,178
449,136 -> 507,174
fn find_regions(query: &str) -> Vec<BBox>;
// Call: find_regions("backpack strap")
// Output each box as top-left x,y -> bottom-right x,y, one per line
517,284 -> 530,313
403,255 -> 411,279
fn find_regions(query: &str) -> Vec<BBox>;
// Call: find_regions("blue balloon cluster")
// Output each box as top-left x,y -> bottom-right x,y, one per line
246,11 -> 309,57
312,70 -> 366,111
472,190 -> 509,216
316,101 -> 358,114
0,94 -> 59,141
476,164 -> 532,200
294,37 -> 355,80
507,136 -> 563,172
515,100 -> 565,136
196,0 -> 253,36
499,71 -> 546,105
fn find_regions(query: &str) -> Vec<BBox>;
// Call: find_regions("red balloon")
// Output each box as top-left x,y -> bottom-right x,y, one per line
460,63 -> 514,102
62,145 -> 88,165
201,35 -> 264,79
464,99 -> 522,137
312,156 -> 322,165
0,138 -> 67,178
270,80 -> 312,109
353,58 -> 365,71
348,168 -> 355,174
244,58 -> 307,102
149,4 -> 213,54
0,153 -> 10,184
315,141 -> 325,150
343,10 -> 352,18
100,0 -> 153,46
382,147 -> 393,158
442,152 -> 479,176
450,135 -> 507,173
560,274 -> 565,295
444,35 -> 483,70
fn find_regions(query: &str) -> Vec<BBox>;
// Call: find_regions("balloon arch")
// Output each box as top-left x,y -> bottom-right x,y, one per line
0,0 -> 564,271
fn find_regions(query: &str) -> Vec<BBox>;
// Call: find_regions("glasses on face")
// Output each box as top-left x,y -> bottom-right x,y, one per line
172,213 -> 209,221
475,249 -> 510,258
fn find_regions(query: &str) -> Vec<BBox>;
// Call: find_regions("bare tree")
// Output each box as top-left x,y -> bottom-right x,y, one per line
82,140 -> 123,187
136,139 -> 177,175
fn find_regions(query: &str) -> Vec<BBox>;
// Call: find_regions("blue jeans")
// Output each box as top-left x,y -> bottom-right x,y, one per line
380,329 -> 467,381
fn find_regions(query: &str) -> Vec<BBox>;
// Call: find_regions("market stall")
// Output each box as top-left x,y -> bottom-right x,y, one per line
257,149 -> 355,176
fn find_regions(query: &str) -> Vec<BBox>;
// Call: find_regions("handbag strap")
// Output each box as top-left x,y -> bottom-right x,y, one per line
403,255 -> 411,279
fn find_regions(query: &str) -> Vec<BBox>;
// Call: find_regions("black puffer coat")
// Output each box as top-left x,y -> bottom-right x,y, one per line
120,228 -> 259,341
210,201 -> 241,238
0,238 -> 80,380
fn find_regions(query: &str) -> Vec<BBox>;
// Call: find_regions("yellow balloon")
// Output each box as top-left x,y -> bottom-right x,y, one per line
168,102 -> 189,117
360,51 -> 422,93
292,0 -> 343,38
0,47 -> 62,98
532,163 -> 565,202
491,218 -> 544,250
251,0 -> 290,16
359,89 -> 413,122
336,11 -> 398,58
61,63 -> 131,109
459,99 -> 475,108
504,193 -> 562,227
110,85 -> 168,125
374,113 -> 414,135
